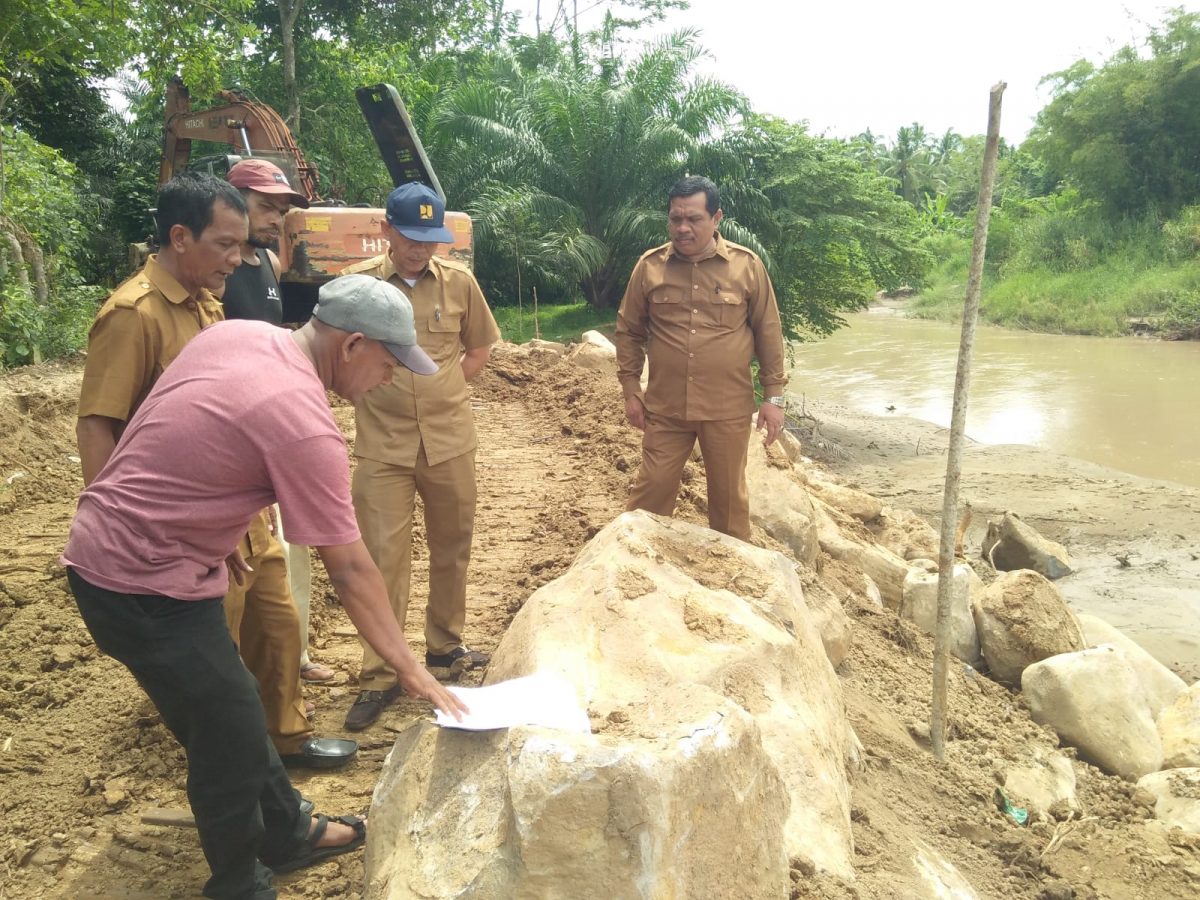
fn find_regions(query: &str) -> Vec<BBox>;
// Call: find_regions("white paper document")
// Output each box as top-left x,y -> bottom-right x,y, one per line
434,672 -> 591,733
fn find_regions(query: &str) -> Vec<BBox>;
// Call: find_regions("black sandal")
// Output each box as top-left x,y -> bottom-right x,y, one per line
268,813 -> 366,874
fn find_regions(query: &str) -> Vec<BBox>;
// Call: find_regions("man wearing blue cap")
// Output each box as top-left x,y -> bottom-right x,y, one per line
62,274 -> 467,900
340,182 -> 501,731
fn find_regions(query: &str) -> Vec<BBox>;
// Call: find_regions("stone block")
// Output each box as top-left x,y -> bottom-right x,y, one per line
981,511 -> 1073,579
1158,683 -> 1200,769
1078,613 -> 1186,719
1136,768 -> 1200,835
1004,749 -> 1078,818
901,563 -> 982,664
366,511 -> 855,898
1022,645 -> 1163,779
974,570 -> 1085,685
746,434 -> 820,567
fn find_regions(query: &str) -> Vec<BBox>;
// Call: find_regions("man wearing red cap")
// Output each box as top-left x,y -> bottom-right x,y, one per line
223,158 -> 308,322
220,158 -> 354,768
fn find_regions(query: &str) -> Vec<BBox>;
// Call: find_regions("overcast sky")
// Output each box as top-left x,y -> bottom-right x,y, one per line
506,0 -> 1193,143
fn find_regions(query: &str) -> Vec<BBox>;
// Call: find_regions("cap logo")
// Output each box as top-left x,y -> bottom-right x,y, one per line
419,204 -> 434,220
274,173 -> 288,185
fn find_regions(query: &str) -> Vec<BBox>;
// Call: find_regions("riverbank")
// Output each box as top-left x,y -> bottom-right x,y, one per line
790,393 -> 1200,681
2,351 -> 1199,898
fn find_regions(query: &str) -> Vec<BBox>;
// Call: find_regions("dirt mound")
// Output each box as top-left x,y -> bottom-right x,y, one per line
0,349 -> 1197,899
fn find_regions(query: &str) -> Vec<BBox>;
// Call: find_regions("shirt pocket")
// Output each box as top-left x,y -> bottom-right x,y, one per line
649,286 -> 682,305
423,313 -> 462,362
710,288 -> 747,326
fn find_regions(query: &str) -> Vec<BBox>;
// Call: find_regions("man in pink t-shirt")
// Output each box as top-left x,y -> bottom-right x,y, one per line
62,275 -> 466,900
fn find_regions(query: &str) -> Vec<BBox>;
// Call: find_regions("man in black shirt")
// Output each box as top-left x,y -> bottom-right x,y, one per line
220,159 -> 352,767
223,158 -> 306,323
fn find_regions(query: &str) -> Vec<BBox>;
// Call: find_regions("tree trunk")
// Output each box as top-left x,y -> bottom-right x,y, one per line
1,230 -> 29,292
582,267 -> 622,309
277,0 -> 303,133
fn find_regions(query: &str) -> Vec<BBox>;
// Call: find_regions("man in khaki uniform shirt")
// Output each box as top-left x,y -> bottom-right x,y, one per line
77,172 -> 355,769
340,183 -> 501,731
77,173 -> 241,482
615,175 -> 788,541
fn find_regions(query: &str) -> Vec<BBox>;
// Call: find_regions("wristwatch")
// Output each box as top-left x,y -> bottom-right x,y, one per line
765,396 -> 786,408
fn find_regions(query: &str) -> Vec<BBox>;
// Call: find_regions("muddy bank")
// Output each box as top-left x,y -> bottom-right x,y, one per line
795,395 -> 1200,681
0,351 -> 1198,899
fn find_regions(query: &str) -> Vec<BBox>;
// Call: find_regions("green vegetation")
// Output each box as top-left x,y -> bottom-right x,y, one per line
492,302 -> 616,345
911,197 -> 1200,336
861,11 -> 1200,339
3,3 -> 1200,366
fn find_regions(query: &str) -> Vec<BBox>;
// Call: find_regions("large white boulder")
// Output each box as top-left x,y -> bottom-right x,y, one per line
974,570 -> 1085,685
1158,683 -> 1200,769
814,502 -> 911,610
981,511 -> 1073,579
1022,645 -> 1163,779
565,330 -> 617,371
745,435 -> 820,567
368,713 -> 790,900
873,507 -> 940,562
1003,749 -> 1079,818
1136,769 -> 1200,835
900,562 -> 982,664
1077,613 -> 1186,719
366,511 -> 855,899
802,578 -> 853,668
806,476 -> 883,524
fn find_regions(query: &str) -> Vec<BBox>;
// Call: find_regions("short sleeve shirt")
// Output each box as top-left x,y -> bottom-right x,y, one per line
62,321 -> 360,600
78,255 -> 224,424
339,254 -> 501,467
614,234 -> 788,421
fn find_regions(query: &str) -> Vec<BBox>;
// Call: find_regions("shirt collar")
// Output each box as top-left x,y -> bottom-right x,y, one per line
381,253 -> 443,285
144,255 -> 201,305
666,231 -> 729,263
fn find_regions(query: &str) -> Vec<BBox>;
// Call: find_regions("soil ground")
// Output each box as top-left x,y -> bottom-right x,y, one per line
1,348 -> 1198,899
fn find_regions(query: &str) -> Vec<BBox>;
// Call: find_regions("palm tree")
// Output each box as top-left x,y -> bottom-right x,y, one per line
427,30 -> 762,308
884,123 -> 932,206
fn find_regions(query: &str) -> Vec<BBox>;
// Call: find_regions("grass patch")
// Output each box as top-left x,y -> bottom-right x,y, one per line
911,256 -> 1200,336
493,301 -> 617,345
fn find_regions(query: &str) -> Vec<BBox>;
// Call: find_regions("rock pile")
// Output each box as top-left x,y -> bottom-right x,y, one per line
361,346 -> 1200,899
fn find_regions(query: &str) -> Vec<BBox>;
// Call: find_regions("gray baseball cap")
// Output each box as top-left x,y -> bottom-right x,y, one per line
313,274 -> 438,375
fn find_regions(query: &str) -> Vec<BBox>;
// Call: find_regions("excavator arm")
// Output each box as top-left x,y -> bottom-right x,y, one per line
159,76 -> 320,201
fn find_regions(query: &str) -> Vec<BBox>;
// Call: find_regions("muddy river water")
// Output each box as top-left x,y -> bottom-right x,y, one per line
787,309 -> 1200,494
789,310 -> 1200,490
789,310 -> 1200,675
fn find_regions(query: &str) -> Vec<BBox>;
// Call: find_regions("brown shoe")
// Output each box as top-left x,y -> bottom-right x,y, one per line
342,685 -> 403,731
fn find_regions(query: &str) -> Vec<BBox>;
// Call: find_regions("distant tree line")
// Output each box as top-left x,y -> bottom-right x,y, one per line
2,2 -> 1198,364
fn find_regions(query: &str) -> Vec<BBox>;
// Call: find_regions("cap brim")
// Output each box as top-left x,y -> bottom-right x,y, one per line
391,222 -> 454,244
245,185 -> 310,208
385,342 -> 439,375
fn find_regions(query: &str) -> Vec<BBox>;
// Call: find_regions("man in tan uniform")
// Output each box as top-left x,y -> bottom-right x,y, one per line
77,173 -> 241,483
340,182 -> 501,731
77,171 -> 355,769
615,175 -> 787,541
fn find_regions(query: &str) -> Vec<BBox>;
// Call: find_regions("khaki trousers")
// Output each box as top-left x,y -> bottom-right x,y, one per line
223,512 -> 312,755
274,508 -> 313,668
352,446 -> 476,691
627,413 -> 752,541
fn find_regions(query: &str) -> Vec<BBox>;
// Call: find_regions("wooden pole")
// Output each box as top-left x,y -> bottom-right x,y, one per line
532,285 -> 541,340
930,82 -> 1006,761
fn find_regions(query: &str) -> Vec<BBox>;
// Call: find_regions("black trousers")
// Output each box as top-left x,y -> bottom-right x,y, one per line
67,569 -> 309,900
